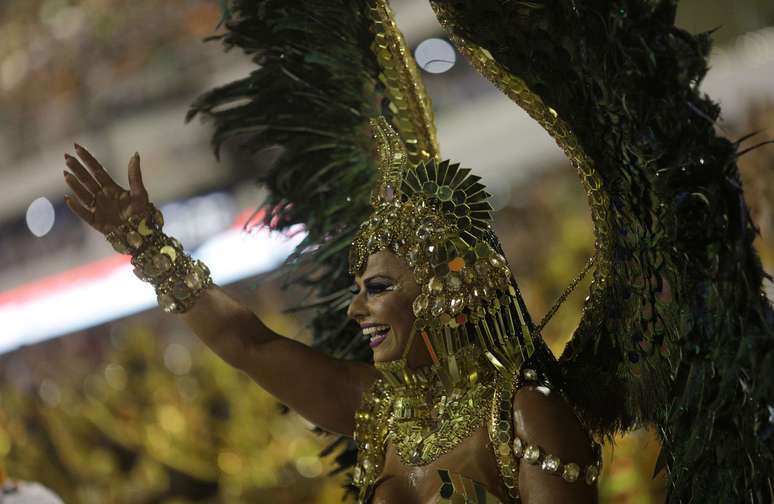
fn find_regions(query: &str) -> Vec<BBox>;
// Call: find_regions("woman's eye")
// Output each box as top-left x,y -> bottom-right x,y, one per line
350,280 -> 394,296
366,283 -> 392,294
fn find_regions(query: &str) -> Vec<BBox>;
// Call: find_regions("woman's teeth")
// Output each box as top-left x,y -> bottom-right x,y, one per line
363,325 -> 390,348
362,325 -> 390,336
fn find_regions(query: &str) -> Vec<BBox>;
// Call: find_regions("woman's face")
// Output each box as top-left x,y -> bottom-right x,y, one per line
347,250 -> 431,368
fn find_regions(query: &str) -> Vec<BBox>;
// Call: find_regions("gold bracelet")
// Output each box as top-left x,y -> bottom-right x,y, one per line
105,205 -> 213,313
514,368 -> 602,485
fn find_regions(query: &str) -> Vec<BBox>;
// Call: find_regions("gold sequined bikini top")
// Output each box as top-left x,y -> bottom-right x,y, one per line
353,366 -> 602,503
435,469 -> 504,504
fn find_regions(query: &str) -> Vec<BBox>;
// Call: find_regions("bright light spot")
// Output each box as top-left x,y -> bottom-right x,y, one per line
46,6 -> 86,41
415,38 -> 456,74
26,197 -> 56,237
0,482 -> 64,503
0,49 -> 30,91
218,451 -> 243,475
295,456 -> 323,478
104,364 -> 128,391
39,379 -> 61,407
164,343 -> 192,375
0,221 -> 306,355
535,386 -> 552,396
159,405 -> 185,435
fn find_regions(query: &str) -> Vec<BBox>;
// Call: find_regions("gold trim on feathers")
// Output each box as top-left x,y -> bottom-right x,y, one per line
367,0 -> 441,165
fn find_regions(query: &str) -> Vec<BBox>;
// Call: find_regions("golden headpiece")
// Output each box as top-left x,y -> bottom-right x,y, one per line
349,117 -> 535,380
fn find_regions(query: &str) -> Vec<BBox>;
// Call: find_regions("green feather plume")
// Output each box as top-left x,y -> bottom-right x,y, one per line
186,1 -> 393,490
187,0 -> 383,362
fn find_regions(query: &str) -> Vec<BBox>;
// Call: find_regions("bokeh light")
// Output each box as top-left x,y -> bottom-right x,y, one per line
164,343 -> 192,376
415,38 -> 456,74
25,197 -> 55,237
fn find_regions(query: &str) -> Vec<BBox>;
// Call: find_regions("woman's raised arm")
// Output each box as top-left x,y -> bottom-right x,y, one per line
181,285 -> 377,436
63,144 -> 378,436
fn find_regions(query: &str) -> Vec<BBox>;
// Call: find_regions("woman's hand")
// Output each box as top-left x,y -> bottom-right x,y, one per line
63,143 -> 150,234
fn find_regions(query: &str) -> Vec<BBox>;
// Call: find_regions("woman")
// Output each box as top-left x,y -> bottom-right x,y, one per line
62,0 -> 773,502
62,116 -> 600,502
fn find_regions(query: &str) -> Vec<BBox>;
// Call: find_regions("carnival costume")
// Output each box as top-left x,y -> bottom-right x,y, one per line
102,0 -> 774,501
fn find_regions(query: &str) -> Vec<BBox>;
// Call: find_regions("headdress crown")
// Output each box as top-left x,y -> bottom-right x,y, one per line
350,117 -> 535,375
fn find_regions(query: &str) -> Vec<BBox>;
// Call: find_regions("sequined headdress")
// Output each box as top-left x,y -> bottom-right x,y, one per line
350,117 -> 536,380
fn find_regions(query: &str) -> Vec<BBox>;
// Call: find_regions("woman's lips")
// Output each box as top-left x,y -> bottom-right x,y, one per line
369,331 -> 388,348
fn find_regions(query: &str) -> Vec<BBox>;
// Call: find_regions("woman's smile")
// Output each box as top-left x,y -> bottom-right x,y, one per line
347,250 -> 431,368
362,324 -> 391,348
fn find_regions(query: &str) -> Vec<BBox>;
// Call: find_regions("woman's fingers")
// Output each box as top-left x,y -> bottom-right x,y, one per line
63,171 -> 94,207
63,145 -> 151,234
127,152 -> 148,203
64,195 -> 98,230
74,143 -> 121,190
64,153 -> 101,194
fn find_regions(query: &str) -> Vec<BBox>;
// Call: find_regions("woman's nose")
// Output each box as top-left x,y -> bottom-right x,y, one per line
347,291 -> 367,321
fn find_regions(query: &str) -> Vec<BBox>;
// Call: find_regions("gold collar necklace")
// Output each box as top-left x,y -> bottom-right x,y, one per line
375,345 -> 497,466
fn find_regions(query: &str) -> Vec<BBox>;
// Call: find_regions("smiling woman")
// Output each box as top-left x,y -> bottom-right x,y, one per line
347,250 -> 426,366
57,0 -> 603,501
338,116 -> 599,504
53,0 -> 774,502
180,0 -> 774,500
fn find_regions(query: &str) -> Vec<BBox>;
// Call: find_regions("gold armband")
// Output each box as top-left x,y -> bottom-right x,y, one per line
105,204 -> 213,313
512,368 -> 603,485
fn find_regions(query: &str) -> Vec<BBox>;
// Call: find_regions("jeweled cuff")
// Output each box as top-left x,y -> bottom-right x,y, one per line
105,204 -> 213,313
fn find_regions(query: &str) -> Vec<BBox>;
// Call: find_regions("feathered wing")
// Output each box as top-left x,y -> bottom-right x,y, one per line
187,0 -> 440,482
187,0 -> 438,358
429,0 -> 774,500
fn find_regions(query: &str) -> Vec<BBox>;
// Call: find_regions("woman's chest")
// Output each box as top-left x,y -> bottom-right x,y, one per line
371,425 -> 507,504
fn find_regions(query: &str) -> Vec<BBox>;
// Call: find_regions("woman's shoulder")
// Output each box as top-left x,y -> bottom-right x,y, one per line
512,382 -> 597,465
509,370 -> 601,502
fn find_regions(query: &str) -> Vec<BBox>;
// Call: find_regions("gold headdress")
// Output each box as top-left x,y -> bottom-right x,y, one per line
350,116 -> 535,380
